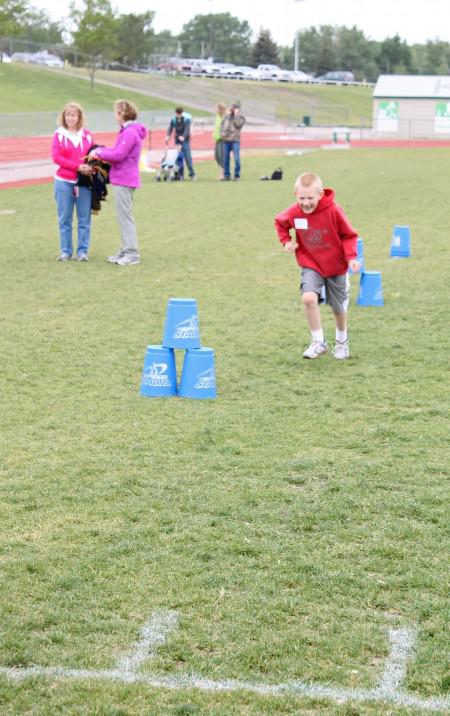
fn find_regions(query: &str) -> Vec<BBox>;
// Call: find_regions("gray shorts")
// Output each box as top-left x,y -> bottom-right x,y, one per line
300,268 -> 350,314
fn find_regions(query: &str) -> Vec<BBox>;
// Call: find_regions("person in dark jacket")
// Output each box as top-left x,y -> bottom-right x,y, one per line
220,103 -> 245,181
165,107 -> 195,180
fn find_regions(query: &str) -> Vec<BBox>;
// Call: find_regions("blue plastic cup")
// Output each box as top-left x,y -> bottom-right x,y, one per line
390,225 -> 411,257
178,348 -> 216,400
163,298 -> 201,349
140,345 -> 177,397
356,271 -> 384,307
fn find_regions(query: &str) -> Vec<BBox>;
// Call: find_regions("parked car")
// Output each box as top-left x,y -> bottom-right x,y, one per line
289,70 -> 313,83
11,52 -> 35,63
256,64 -> 291,81
314,71 -> 355,84
230,66 -> 260,80
33,51 -> 64,68
203,63 -> 235,77
155,61 -> 181,73
181,59 -> 210,74
220,65 -> 259,79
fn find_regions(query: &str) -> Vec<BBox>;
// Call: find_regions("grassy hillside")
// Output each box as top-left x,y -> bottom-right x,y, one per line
0,62 -> 373,126
0,63 -> 197,114
75,67 -> 373,126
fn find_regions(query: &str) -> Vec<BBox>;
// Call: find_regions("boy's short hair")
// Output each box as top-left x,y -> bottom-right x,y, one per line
114,99 -> 138,121
175,107 -> 183,115
294,172 -> 323,193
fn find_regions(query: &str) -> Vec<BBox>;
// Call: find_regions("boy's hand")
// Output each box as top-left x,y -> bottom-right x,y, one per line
284,240 -> 298,254
348,259 -> 360,272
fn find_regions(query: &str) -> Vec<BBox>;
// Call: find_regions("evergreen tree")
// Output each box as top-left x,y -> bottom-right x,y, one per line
251,29 -> 279,66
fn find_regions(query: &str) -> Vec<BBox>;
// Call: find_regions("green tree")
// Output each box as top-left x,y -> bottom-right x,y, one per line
314,25 -> 336,75
71,0 -> 118,87
0,0 -> 27,36
152,29 -> 178,58
294,27 -> 322,73
21,8 -> 63,44
377,34 -> 412,74
422,40 -> 450,75
178,13 -> 251,64
251,29 -> 279,66
278,44 -> 293,69
115,11 -> 154,68
335,26 -> 372,79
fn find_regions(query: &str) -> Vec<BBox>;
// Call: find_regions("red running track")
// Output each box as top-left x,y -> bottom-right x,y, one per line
1,128 -> 450,190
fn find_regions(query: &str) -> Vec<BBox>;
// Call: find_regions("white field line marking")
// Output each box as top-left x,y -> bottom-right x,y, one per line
375,627 -> 416,696
0,618 -> 449,713
116,610 -> 179,675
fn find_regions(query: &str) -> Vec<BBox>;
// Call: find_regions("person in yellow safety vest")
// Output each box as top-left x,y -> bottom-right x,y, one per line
213,102 -> 226,180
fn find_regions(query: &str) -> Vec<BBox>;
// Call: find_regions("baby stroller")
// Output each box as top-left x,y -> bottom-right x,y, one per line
156,146 -> 185,182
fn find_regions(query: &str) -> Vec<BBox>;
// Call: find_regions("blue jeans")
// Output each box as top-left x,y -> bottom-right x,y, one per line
223,141 -> 241,179
179,140 -> 195,177
54,180 -> 92,257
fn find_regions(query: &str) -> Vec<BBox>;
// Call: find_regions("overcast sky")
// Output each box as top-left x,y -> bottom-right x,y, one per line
32,0 -> 450,47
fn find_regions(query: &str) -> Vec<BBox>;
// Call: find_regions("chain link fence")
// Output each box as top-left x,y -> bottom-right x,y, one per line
0,110 -> 175,137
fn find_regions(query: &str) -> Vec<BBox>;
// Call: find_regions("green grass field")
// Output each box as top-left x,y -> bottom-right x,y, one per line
0,148 -> 449,715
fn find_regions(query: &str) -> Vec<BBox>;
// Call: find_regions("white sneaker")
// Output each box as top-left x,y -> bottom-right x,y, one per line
107,250 -> 125,263
116,254 -> 140,266
332,339 -> 350,360
303,340 -> 327,359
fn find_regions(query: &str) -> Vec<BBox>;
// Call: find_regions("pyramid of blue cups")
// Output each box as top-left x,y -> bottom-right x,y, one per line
353,225 -> 411,307
140,298 -> 216,399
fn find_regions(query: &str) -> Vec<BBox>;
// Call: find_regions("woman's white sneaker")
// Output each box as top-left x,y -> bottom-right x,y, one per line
107,250 -> 125,263
303,340 -> 328,359
116,254 -> 140,266
332,339 -> 350,359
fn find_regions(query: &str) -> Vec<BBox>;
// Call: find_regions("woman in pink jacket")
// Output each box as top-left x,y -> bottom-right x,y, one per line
89,100 -> 147,266
52,102 -> 94,261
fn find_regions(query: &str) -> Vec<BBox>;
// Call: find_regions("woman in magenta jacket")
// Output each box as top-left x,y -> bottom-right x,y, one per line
90,100 -> 147,266
52,102 -> 94,261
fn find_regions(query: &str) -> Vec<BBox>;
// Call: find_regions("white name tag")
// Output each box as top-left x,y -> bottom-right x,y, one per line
294,218 -> 308,230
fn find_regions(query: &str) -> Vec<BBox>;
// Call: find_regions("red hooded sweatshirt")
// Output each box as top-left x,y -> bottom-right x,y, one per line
274,188 -> 358,277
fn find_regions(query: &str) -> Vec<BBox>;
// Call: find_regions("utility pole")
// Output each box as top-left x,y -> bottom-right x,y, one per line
294,0 -> 305,72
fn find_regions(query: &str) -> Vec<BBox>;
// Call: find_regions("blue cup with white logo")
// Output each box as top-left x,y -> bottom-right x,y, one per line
178,348 -> 216,400
140,345 -> 177,397
163,298 -> 201,349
